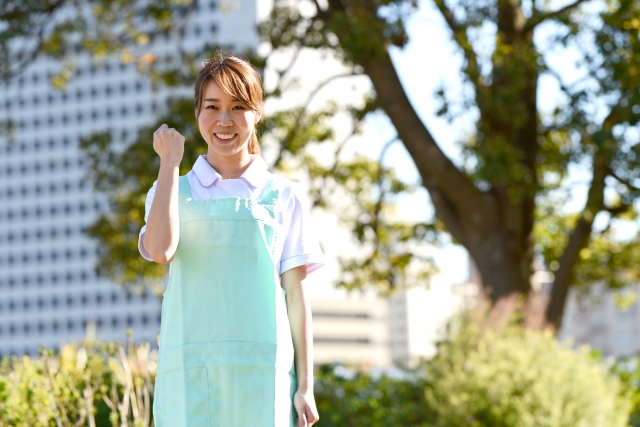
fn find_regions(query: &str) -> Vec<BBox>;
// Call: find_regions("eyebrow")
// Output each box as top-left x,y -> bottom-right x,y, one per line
203,97 -> 244,103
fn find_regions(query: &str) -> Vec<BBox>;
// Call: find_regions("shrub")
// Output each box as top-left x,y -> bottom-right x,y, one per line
0,337 -> 156,427
424,311 -> 632,427
314,364 -> 433,426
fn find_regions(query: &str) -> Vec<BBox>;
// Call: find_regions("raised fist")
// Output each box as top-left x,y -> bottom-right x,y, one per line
153,123 -> 185,163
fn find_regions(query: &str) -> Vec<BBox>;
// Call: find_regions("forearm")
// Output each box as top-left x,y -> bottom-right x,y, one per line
144,158 -> 181,263
283,267 -> 314,391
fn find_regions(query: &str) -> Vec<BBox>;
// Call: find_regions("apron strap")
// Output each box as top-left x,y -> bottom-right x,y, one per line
178,175 -> 193,200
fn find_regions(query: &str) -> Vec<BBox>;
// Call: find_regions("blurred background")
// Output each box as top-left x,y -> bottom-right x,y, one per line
1,0 -> 640,425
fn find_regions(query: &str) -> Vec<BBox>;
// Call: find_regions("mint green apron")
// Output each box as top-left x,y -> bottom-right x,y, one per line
153,175 -> 297,427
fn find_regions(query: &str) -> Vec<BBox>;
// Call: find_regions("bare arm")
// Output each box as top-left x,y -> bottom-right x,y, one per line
281,265 -> 319,427
143,124 -> 185,264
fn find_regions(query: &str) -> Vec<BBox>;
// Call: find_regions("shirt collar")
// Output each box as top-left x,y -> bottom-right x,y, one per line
193,154 -> 269,188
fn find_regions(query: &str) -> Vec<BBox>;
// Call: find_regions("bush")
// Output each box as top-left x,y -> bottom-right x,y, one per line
424,311 -> 632,427
0,337 -> 156,427
314,364 -> 433,426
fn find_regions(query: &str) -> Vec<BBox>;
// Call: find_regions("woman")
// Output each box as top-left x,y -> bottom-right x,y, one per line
138,54 -> 324,427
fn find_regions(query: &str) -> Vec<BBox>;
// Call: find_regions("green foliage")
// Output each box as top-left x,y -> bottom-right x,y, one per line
612,357 -> 640,427
0,0 -> 194,84
0,338 -> 156,427
0,329 -> 638,427
313,365 -> 433,426
425,312 -> 632,427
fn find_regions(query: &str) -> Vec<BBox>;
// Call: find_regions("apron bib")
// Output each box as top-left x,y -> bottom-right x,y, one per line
153,176 -> 297,427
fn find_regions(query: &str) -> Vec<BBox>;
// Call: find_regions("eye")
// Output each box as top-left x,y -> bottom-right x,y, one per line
206,105 -> 218,110
232,105 -> 245,110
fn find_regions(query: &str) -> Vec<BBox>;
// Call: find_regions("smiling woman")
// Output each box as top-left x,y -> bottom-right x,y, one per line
194,56 -> 263,157
139,54 -> 324,427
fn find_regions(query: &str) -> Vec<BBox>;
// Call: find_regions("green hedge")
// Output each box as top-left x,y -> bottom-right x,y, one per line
424,315 -> 631,427
0,318 -> 634,426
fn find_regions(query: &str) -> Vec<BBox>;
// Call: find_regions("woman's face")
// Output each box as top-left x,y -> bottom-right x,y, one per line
196,80 -> 259,158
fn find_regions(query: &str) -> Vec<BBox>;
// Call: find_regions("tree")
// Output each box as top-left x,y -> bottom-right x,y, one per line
255,0 -> 640,329
3,0 -> 640,329
0,0 -> 193,83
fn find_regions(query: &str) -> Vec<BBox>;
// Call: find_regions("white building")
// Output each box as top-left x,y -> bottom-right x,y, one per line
559,283 -> 640,357
0,0 -> 258,357
311,291 -> 390,367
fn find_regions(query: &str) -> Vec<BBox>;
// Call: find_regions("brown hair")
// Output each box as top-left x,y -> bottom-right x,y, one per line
194,53 -> 263,154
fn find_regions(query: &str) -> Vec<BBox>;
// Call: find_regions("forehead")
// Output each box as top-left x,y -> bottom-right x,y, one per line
202,80 -> 229,99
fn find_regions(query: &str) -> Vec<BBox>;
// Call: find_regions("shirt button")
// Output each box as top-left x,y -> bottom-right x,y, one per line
235,184 -> 243,190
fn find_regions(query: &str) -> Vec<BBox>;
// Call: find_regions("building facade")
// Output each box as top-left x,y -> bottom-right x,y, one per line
0,0 -> 258,357
559,283 -> 640,357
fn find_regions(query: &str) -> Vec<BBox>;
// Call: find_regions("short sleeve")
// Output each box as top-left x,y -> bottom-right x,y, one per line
138,181 -> 158,261
280,184 -> 326,275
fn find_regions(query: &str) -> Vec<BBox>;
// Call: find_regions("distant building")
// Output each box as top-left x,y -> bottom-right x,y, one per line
0,0 -> 258,357
559,283 -> 640,357
311,291 -> 390,367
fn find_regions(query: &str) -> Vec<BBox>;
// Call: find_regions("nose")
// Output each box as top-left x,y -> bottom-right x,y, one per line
216,110 -> 232,127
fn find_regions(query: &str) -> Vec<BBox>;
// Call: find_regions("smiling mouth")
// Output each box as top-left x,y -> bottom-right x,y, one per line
214,133 -> 236,140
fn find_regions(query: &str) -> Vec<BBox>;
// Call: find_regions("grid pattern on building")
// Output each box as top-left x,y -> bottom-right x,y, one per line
0,0 -> 258,358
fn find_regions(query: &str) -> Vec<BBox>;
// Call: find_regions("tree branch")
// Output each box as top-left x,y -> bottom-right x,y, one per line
526,0 -> 589,30
546,154 -> 608,329
359,50 -> 484,222
611,170 -> 640,193
432,0 -> 482,87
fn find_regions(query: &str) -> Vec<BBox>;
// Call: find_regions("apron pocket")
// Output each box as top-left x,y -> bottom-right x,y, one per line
208,363 -> 266,427
159,367 -> 210,427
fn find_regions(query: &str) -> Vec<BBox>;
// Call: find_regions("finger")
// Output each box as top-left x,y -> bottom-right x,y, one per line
301,413 -> 307,427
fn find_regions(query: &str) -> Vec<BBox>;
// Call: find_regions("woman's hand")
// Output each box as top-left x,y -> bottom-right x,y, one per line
153,123 -> 185,165
293,389 -> 319,427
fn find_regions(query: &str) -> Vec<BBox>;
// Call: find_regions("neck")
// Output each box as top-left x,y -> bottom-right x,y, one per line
206,150 -> 253,179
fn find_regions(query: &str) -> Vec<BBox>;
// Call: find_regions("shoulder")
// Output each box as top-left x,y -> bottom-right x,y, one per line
267,173 -> 306,202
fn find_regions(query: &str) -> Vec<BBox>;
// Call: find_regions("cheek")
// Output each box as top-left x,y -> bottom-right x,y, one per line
198,112 -> 212,127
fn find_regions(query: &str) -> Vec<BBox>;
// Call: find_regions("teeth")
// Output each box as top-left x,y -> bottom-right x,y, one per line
215,133 -> 235,140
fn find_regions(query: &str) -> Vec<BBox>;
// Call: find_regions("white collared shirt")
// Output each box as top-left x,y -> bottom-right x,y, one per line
138,154 -> 325,275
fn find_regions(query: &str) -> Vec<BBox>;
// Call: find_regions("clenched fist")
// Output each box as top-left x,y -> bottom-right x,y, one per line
153,124 -> 185,164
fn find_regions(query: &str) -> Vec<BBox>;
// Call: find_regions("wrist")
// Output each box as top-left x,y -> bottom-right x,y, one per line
160,156 -> 182,169
297,380 -> 314,393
